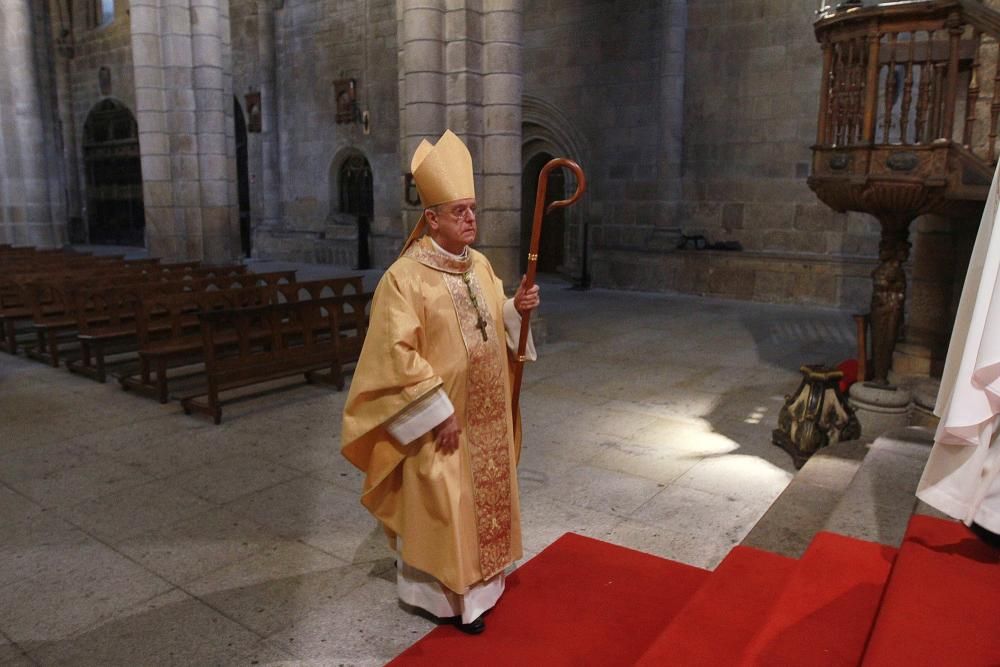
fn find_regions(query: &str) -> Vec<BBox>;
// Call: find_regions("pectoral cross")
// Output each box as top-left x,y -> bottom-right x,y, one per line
461,271 -> 489,342
475,313 -> 488,342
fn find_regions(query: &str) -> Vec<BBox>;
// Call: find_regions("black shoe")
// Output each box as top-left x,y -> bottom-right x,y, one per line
454,614 -> 486,635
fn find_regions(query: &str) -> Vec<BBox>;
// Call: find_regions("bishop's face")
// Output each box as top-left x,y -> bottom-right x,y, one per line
427,198 -> 477,255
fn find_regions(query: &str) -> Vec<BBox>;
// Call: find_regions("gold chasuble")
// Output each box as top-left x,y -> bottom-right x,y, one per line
341,236 -> 522,594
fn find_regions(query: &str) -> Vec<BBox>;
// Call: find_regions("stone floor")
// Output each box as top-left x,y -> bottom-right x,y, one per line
0,275 -> 859,666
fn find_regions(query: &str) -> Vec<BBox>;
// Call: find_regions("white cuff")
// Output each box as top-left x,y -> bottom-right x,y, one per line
387,388 -> 454,445
503,298 -> 537,361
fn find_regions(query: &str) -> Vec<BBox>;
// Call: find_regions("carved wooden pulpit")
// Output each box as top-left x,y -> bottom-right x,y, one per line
809,0 -> 1000,385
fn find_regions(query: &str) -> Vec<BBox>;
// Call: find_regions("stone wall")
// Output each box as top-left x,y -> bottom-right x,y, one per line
248,0 -> 401,268
522,0 -> 674,283
521,0 -> 882,308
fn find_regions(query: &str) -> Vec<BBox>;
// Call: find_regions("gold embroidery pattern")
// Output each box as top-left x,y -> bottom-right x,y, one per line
442,268 -> 512,580
404,237 -> 471,274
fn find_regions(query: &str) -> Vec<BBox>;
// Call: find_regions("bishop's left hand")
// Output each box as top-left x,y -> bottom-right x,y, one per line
514,275 -> 540,315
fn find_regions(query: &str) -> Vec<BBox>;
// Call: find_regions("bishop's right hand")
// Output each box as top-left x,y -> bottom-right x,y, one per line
433,414 -> 461,453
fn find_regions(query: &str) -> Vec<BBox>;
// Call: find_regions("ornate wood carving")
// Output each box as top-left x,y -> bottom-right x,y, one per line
810,0 -> 1000,384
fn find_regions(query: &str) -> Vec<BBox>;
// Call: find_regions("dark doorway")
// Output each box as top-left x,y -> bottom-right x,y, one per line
520,152 -> 566,275
83,99 -> 144,246
234,97 -> 252,257
339,155 -> 374,270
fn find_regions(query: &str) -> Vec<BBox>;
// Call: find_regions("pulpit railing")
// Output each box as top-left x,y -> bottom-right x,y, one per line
815,0 -> 1000,191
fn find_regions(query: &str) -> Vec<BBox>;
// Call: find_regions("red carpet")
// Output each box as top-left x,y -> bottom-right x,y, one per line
388,533 -> 709,666
862,515 -> 1000,666
390,516 -> 1000,666
741,532 -> 896,666
635,546 -> 797,665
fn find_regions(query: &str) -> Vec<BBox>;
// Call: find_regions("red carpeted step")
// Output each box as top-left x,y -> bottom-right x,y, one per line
861,514 -> 1000,666
635,546 -> 798,666
740,531 -> 897,666
389,532 -> 709,666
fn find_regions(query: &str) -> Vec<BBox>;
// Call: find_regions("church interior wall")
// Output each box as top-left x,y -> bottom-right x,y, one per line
245,0 -> 401,268
520,0 -> 883,309
66,0 -> 138,237
673,0 -> 879,309
5,0 -> 986,319
522,0 -> 668,286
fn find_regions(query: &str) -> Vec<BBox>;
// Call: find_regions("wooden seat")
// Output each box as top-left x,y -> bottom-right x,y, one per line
182,291 -> 373,423
69,269 -> 291,382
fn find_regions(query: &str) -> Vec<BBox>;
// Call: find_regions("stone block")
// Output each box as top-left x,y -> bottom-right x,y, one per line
402,8 -> 445,43
193,64 -> 224,90
140,155 -> 171,182
404,72 -> 446,104
482,72 -> 521,105
135,87 -> 165,113
484,42 -> 520,73
484,10 -> 522,43
482,135 -> 520,175
406,39 -> 443,71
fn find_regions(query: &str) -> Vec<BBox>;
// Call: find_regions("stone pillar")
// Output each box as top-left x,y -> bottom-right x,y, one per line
398,0 -> 523,285
47,0 -> 83,236
129,0 -> 240,262
659,0 -> 686,207
255,0 -> 283,240
478,0 -> 523,285
399,0 -> 447,240
0,1 -> 62,247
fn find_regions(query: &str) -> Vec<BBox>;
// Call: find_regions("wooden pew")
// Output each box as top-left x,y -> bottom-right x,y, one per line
122,284 -> 281,402
71,270 -> 293,382
181,291 -> 373,424
122,275 -> 366,405
0,259 -> 149,355
19,262 -> 225,366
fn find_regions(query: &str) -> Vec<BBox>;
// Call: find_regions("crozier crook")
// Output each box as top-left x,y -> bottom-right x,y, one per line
511,158 -> 587,419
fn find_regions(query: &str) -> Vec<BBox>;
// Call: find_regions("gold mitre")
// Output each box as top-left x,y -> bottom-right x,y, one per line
411,130 -> 475,207
400,130 -> 476,253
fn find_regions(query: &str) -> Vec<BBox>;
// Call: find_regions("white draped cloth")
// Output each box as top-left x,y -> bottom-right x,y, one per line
916,162 -> 1000,533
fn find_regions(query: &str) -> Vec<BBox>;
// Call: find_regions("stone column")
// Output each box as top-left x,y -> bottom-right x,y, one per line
256,0 -> 283,239
0,1 -> 61,246
659,0 -> 686,206
129,0 -> 240,262
47,0 -> 83,236
893,213 -> 975,382
478,0 -> 523,285
397,0 -> 523,285
399,0 -> 447,239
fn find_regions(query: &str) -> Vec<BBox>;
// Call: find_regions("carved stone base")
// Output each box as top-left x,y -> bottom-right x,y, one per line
773,365 -> 862,469
848,382 -> 912,440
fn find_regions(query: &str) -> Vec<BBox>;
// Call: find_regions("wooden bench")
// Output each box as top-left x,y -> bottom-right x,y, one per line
122,284 -> 282,402
4,261 -> 154,357
181,291 -> 373,423
71,270 -> 294,382
19,262 -> 231,366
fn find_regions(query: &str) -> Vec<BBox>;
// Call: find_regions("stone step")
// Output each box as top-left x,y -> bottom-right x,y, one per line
822,426 -> 934,546
744,426 -> 937,556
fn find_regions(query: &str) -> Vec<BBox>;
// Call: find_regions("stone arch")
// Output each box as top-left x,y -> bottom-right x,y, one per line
521,95 -> 591,285
82,98 -> 144,246
328,147 -> 374,269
